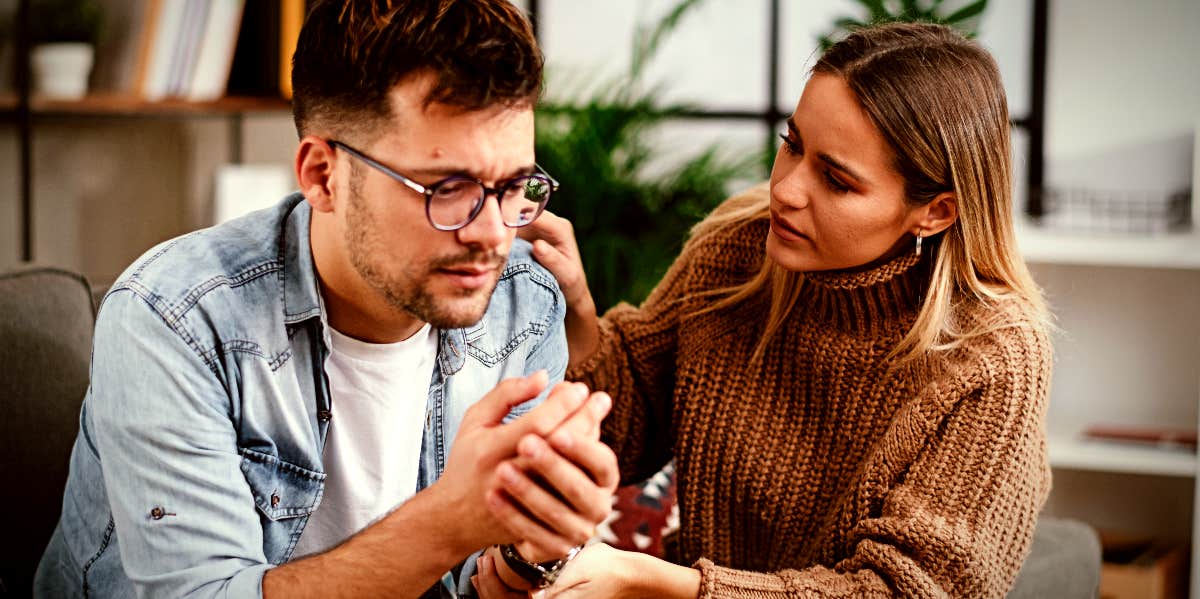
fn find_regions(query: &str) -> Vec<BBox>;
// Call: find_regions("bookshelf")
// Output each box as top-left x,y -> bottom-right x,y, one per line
6,0 -> 304,263
1048,434 -> 1197,479
0,93 -> 289,117
1023,229 -> 1200,597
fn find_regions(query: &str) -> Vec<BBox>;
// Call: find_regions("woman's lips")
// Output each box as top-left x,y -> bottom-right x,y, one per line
769,212 -> 809,243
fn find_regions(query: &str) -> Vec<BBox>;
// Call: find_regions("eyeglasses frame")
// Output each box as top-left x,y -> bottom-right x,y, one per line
327,140 -> 559,231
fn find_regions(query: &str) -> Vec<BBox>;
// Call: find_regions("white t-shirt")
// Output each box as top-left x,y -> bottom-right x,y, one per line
293,322 -> 438,558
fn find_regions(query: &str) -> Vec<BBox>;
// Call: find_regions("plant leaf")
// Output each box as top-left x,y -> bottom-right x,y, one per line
631,0 -> 705,80
944,0 -> 988,24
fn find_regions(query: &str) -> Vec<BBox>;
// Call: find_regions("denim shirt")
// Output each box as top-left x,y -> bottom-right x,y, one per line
35,194 -> 567,598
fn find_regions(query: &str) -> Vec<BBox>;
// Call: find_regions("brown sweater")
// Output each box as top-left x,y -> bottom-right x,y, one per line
571,186 -> 1052,598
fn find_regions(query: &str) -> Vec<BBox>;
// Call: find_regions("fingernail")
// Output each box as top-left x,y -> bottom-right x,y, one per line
593,392 -> 611,411
519,435 -> 543,459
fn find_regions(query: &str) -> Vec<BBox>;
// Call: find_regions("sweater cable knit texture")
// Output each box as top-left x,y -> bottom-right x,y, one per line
570,186 -> 1053,598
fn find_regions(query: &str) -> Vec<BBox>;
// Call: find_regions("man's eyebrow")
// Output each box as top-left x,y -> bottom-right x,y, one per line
403,164 -> 537,182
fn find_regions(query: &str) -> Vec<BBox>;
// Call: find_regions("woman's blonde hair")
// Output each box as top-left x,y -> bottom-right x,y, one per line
694,22 -> 1049,364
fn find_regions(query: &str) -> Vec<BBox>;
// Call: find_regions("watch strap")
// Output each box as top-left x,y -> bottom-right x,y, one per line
498,543 -> 582,589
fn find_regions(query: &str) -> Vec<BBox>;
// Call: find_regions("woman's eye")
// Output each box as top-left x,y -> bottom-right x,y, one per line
824,171 -> 850,193
778,133 -> 800,155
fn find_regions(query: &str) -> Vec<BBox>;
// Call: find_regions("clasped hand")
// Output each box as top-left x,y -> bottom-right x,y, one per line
432,371 -> 620,564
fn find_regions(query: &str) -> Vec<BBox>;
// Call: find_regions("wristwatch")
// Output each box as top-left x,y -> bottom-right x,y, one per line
497,543 -> 583,588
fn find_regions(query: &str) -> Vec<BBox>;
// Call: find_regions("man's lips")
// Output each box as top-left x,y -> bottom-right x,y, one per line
437,262 -> 502,289
769,211 -> 809,242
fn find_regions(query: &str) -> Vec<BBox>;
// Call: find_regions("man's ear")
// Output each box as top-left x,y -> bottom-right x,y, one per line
296,136 -> 338,213
912,191 -> 958,236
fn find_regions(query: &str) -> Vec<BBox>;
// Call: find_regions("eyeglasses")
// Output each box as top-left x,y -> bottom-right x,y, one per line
329,140 -> 558,231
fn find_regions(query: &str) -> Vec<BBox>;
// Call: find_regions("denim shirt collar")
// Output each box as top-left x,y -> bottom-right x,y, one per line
279,193 -> 467,377
281,194 -> 323,325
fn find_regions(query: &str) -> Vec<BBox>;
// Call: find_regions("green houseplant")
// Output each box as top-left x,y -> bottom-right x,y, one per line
818,0 -> 988,49
535,0 -> 762,311
29,0 -> 104,99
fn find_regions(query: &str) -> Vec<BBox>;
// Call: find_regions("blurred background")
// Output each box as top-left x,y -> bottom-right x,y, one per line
0,0 -> 1198,597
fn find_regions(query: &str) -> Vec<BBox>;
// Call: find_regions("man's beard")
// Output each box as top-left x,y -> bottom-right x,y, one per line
345,172 -> 505,329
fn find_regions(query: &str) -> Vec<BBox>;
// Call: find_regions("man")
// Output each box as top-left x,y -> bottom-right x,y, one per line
35,1 -> 618,597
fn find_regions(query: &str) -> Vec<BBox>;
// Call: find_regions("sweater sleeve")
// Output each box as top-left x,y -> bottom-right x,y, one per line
568,192 -> 770,485
567,238 -> 696,485
692,319 -> 1054,599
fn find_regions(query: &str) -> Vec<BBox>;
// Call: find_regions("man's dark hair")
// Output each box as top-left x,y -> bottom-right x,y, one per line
292,0 -> 543,140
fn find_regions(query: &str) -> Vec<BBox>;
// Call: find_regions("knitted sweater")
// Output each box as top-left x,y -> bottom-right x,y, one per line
571,186 -> 1053,598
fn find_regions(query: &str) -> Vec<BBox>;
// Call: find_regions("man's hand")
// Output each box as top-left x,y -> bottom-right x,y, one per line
490,384 -> 621,561
430,372 -> 614,556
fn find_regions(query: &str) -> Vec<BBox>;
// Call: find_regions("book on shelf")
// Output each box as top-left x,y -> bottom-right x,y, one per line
186,0 -> 247,101
279,0 -> 307,100
127,0 -> 307,103
227,0 -> 313,99
1082,424 -> 1198,451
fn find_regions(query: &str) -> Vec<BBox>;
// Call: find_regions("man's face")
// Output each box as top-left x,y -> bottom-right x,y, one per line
336,77 -> 535,330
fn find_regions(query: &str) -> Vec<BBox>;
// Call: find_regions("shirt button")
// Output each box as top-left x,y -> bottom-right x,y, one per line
150,507 -> 165,520
317,410 -> 332,422
271,493 -> 281,508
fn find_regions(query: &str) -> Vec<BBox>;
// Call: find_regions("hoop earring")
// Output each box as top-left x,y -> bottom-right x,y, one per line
915,232 -> 923,257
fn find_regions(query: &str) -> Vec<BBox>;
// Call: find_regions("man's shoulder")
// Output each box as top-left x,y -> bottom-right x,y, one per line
105,195 -> 302,321
498,238 -> 562,303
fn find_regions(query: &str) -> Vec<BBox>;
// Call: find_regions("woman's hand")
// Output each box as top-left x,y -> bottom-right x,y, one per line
472,551 -> 527,598
520,211 -> 601,369
531,543 -> 701,599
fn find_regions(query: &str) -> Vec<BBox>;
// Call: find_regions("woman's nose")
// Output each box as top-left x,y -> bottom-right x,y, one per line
770,162 -> 811,210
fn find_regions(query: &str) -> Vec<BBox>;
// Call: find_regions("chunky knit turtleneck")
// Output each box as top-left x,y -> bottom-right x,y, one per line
571,185 -> 1052,598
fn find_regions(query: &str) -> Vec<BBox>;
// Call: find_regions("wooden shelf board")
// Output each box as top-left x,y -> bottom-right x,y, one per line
1017,225 -> 1200,270
1048,434 -> 1197,478
0,93 -> 290,116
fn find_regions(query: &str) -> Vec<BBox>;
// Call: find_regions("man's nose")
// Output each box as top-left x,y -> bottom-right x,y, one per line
455,193 -> 508,250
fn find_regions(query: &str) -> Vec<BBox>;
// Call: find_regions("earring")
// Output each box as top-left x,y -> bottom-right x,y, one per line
914,232 -> 923,257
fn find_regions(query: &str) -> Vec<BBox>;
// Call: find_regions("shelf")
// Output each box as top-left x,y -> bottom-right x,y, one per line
0,93 -> 291,117
1016,225 -> 1200,270
1048,434 -> 1198,478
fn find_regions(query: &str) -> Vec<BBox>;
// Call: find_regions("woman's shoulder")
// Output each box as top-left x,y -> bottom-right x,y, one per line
939,296 -> 1054,390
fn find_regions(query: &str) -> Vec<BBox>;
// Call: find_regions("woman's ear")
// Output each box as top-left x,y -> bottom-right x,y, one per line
295,136 -> 338,213
913,192 -> 958,236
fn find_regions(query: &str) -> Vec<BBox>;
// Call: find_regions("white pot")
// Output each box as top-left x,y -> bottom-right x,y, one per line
31,43 -> 95,99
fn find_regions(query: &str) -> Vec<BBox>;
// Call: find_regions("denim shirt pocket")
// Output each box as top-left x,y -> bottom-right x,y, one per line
239,448 -> 325,564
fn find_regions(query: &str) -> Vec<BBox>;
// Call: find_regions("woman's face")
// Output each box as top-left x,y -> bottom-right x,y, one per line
767,73 -> 924,273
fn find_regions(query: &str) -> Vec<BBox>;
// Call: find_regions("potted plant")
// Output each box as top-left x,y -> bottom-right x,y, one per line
818,0 -> 988,49
536,0 -> 762,310
29,0 -> 104,99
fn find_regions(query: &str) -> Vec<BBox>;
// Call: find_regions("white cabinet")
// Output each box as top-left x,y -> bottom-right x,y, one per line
1020,226 -> 1200,597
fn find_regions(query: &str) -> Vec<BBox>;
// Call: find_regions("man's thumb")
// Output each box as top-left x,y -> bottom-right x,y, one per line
461,370 -> 549,429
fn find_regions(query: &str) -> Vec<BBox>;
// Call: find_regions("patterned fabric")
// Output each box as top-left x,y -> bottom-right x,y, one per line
597,463 -> 679,558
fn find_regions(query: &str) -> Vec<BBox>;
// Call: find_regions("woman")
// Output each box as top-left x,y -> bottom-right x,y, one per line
480,21 -> 1052,598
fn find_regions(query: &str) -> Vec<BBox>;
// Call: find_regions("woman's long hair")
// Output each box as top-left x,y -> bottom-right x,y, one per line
693,22 -> 1050,364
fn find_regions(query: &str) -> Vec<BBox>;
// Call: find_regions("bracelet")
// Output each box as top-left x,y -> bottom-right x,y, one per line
497,543 -> 584,588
